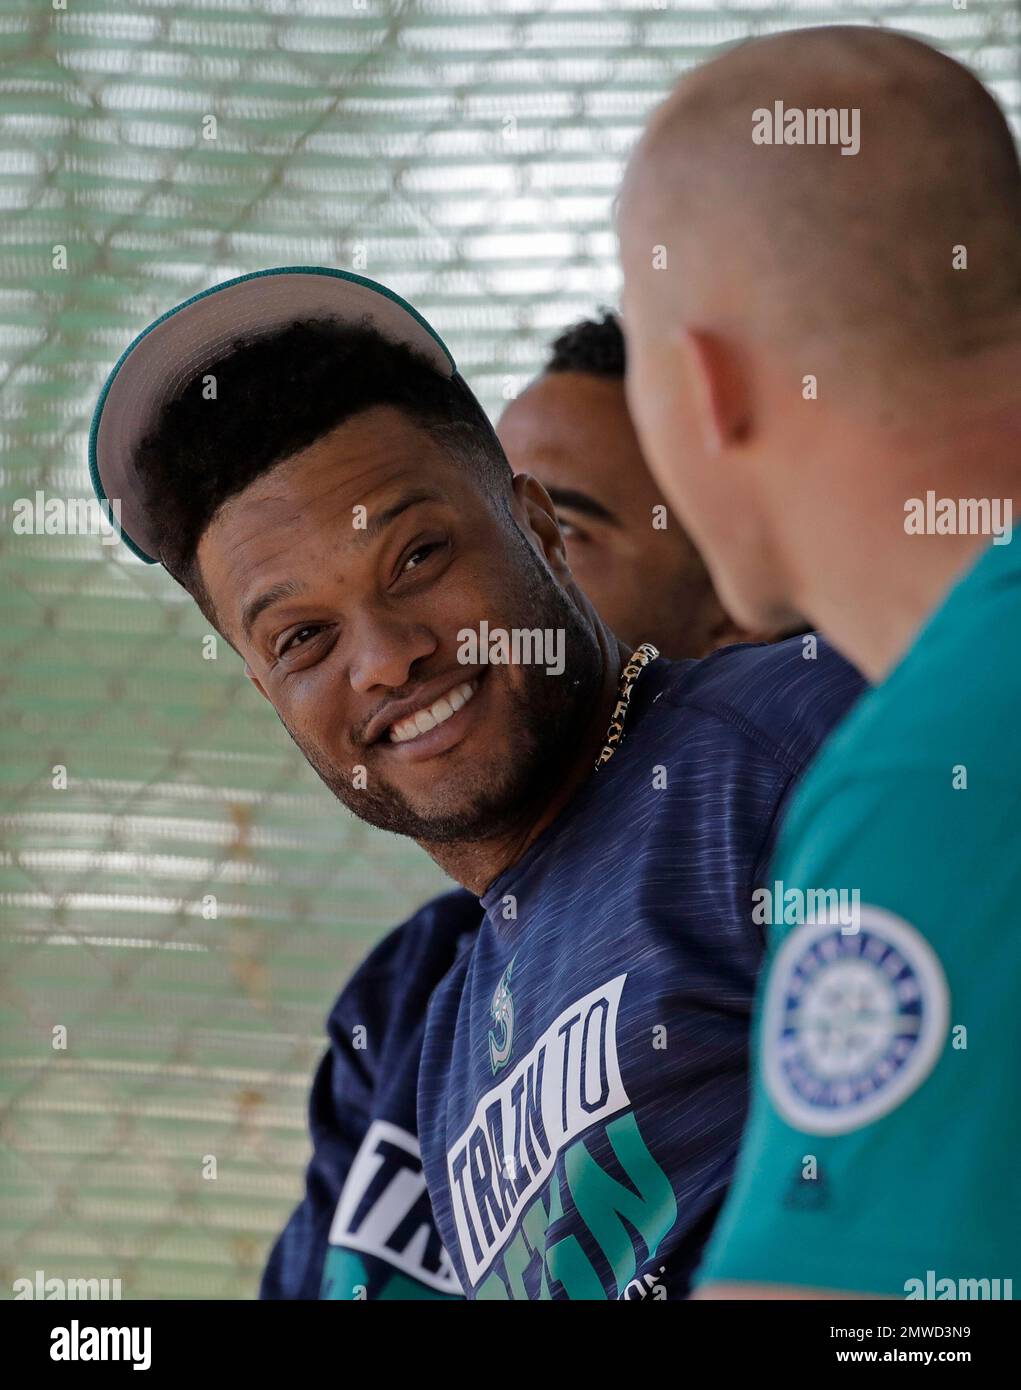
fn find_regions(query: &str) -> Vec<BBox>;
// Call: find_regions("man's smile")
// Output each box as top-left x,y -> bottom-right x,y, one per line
389,678 -> 479,744
365,667 -> 489,764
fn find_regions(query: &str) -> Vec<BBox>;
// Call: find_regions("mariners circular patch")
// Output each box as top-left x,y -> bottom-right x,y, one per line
762,906 -> 950,1135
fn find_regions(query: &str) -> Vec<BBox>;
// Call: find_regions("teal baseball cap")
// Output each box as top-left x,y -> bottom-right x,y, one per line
88,266 -> 466,564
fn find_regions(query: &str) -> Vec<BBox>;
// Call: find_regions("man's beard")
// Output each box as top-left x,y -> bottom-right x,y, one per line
282,531 -> 604,845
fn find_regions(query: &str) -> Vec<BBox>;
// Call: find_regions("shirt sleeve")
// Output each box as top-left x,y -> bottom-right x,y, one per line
261,891 -> 480,1299
259,1004 -> 373,1299
695,767 -> 1021,1296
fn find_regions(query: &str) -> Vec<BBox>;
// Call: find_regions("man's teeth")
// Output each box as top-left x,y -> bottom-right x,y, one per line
390,681 -> 477,744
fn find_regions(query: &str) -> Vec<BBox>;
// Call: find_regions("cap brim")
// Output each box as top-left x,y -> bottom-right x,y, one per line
89,266 -> 457,564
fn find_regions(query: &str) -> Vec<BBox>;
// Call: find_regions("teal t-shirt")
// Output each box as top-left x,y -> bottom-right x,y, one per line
697,538 -> 1021,1298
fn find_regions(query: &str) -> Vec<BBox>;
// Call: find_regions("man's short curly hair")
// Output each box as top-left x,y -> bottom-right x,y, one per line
544,309 -> 625,379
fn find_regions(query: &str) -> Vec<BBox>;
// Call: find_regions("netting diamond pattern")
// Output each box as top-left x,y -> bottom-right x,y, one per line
1,0 -> 1018,1299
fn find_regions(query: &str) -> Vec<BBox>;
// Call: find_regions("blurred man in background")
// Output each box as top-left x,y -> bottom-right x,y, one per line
498,312 -> 763,660
261,312 -> 768,1299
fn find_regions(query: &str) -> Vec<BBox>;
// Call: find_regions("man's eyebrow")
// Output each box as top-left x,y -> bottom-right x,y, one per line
359,489 -> 442,542
239,491 -> 441,640
241,579 -> 305,641
543,486 -> 619,526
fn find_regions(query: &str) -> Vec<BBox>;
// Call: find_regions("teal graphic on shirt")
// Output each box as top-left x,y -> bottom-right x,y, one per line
474,1110 -> 677,1301
321,1249 -> 459,1301
320,1120 -> 462,1299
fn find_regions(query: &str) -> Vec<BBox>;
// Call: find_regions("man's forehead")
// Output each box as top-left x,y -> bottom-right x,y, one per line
504,373 -> 633,470
503,371 -> 623,438
206,407 -> 465,541
220,468 -> 448,562
235,407 -> 454,501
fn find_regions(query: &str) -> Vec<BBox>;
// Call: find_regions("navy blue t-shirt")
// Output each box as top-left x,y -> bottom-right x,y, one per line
418,637 -> 865,1300
261,888 -> 481,1299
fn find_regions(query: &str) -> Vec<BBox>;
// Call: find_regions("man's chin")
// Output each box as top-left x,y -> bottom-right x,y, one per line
345,768 -> 542,846
324,719 -> 582,846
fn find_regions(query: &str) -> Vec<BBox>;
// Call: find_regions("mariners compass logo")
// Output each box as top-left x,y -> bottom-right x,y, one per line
762,906 -> 949,1135
488,956 -> 516,1074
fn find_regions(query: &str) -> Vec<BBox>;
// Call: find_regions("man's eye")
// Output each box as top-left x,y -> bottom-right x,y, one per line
280,625 -> 321,654
557,517 -> 586,542
401,541 -> 444,574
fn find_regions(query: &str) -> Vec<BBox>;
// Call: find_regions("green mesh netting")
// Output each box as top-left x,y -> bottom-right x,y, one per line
2,0 -> 1018,1299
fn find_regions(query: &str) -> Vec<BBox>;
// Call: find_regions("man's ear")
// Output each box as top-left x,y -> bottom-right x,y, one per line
511,473 -> 571,581
682,328 -> 751,456
243,660 -> 271,703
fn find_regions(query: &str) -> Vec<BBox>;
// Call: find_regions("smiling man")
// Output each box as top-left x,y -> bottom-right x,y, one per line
90,267 -> 864,1298
262,310 -> 769,1302
196,396 -> 603,867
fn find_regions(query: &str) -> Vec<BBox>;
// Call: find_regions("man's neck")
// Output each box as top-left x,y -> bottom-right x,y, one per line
421,624 -> 631,896
789,397 -> 1020,683
809,528 -> 996,683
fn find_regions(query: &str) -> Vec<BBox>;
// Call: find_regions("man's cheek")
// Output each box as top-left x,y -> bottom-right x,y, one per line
282,693 -> 346,760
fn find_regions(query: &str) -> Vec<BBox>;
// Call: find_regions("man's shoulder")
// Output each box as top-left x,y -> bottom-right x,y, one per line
327,887 -> 482,1032
794,551 -> 1021,797
650,635 -> 866,775
353,886 -> 482,978
770,566 -> 1021,893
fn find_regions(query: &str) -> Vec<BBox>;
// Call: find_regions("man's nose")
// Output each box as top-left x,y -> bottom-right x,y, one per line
347,612 -> 439,694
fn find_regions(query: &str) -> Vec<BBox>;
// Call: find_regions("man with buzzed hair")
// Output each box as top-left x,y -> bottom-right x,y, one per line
617,26 -> 1021,1297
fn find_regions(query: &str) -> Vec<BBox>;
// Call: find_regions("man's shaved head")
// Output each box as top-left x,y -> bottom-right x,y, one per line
617,26 -> 1021,670
621,26 -> 1021,371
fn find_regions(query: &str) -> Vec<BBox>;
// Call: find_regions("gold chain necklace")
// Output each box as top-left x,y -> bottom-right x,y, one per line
594,642 -> 660,771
